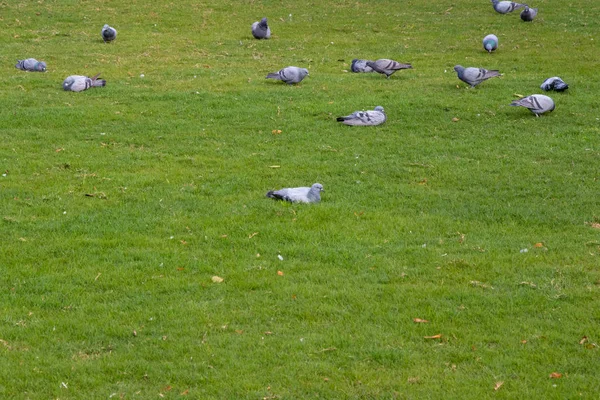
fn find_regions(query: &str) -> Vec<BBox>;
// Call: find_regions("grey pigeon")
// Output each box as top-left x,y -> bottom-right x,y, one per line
101,24 -> 117,42
540,77 -> 568,92
266,183 -> 324,203
491,0 -> 525,13
15,58 -> 46,72
366,59 -> 412,78
337,106 -> 387,126
63,73 -> 106,92
482,34 -> 498,53
350,59 -> 374,73
520,6 -> 538,21
266,66 -> 309,84
251,17 -> 271,39
454,65 -> 501,87
510,94 -> 555,116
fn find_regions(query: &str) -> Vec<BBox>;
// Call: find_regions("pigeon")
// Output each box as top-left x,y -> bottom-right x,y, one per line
251,17 -> 271,39
62,73 -> 106,92
101,24 -> 117,42
266,183 -> 324,203
482,34 -> 498,53
510,94 -> 555,116
15,58 -> 46,72
266,66 -> 309,84
491,0 -> 526,14
336,106 -> 387,126
540,77 -> 568,92
350,59 -> 374,73
520,6 -> 538,21
366,59 -> 412,78
454,65 -> 501,87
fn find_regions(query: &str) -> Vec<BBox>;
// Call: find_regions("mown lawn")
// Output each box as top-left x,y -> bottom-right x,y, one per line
1,0 -> 599,398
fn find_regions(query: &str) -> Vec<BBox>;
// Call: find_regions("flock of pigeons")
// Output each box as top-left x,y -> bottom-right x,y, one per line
13,1 -> 570,204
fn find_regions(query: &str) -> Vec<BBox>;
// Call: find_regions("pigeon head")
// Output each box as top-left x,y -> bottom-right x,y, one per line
312,183 -> 324,192
374,106 -> 385,113
37,61 -> 47,71
62,77 -> 74,91
454,65 -> 464,73
302,68 -> 309,76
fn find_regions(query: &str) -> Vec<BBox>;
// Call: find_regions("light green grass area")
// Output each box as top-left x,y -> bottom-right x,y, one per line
1,0 -> 600,398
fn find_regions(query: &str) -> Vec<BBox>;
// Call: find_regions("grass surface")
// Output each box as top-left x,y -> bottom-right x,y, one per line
1,0 -> 600,398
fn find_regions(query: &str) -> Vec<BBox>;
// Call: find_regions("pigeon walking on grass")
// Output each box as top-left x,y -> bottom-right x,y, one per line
510,94 -> 555,116
540,77 -> 568,92
101,24 -> 117,42
252,17 -> 271,39
520,6 -> 538,21
454,65 -> 501,87
350,59 -> 374,73
266,183 -> 324,203
367,59 -> 412,78
491,0 -> 525,14
63,73 -> 106,92
266,66 -> 309,84
336,106 -> 387,126
482,34 -> 498,53
15,58 -> 46,72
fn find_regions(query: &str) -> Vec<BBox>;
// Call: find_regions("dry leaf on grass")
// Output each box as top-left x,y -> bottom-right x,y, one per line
549,372 -> 563,379
452,117 -> 460,122
494,381 -> 504,391
211,276 -> 224,283
277,270 -> 284,276
534,242 -> 544,248
579,336 -> 588,345
424,334 -> 442,339
413,318 -> 429,323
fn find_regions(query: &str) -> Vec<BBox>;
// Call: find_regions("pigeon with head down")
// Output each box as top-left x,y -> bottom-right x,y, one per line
350,59 -> 374,73
266,66 -> 309,84
510,94 -> 555,116
454,65 -> 501,87
491,0 -> 525,14
266,183 -> 324,203
337,106 -> 387,126
366,59 -> 412,78
63,73 -> 106,92
252,17 -> 271,39
15,58 -> 46,72
482,34 -> 498,53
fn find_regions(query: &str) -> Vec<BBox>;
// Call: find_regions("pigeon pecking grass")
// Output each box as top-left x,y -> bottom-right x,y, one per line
366,59 -> 412,78
266,183 -> 324,203
491,0 -> 526,14
350,59 -> 374,73
101,24 -> 117,42
266,66 -> 309,84
15,58 -> 46,72
63,73 -> 106,92
510,94 -> 555,116
482,34 -> 498,53
336,106 -> 387,126
252,17 -> 271,39
540,77 -> 568,92
454,65 -> 501,87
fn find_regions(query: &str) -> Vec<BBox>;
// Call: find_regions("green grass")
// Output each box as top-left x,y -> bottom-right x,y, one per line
2,0 -> 600,398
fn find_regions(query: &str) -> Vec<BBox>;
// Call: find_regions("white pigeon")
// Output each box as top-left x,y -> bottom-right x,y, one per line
251,17 -> 271,39
510,94 -> 555,116
266,66 -> 309,84
63,73 -> 106,92
491,0 -> 525,14
520,6 -> 538,21
366,59 -> 412,78
266,183 -> 324,203
336,106 -> 387,126
101,24 -> 117,42
454,65 -> 501,87
482,34 -> 498,53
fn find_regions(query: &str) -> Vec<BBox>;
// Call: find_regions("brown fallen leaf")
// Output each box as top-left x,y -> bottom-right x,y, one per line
413,318 -> 429,323
494,381 -> 504,391
235,329 -> 243,334
177,267 -> 185,271
549,372 -> 562,379
589,223 -> 600,229
211,276 -> 224,283
534,242 -> 544,248
248,232 -> 258,239
521,340 -> 527,344
271,129 -> 282,134
133,330 -> 137,337
277,270 -> 284,276
579,336 -> 588,345
424,334 -> 442,339
452,117 -> 460,122
181,389 -> 189,395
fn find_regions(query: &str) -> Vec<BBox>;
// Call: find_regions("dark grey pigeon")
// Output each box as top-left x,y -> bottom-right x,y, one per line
101,24 -> 117,42
63,73 -> 106,92
366,59 -> 412,78
510,94 -> 555,116
252,17 -> 271,39
454,65 -> 501,87
350,59 -> 374,73
482,34 -> 498,53
266,183 -> 324,203
540,77 -> 568,92
266,66 -> 309,84
491,0 -> 525,13
337,106 -> 386,126
15,58 -> 46,72
520,6 -> 538,21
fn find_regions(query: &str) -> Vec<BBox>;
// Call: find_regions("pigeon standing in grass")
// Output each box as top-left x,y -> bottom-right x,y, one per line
520,6 -> 538,21
15,58 -> 46,72
482,34 -> 498,53
510,94 -> 555,116
350,59 -> 374,73
366,59 -> 412,78
63,73 -> 106,92
454,65 -> 501,87
491,0 -> 525,14
266,183 -> 324,203
101,24 -> 117,42
336,106 -> 387,126
540,77 -> 568,92
266,66 -> 309,84
252,17 -> 271,39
